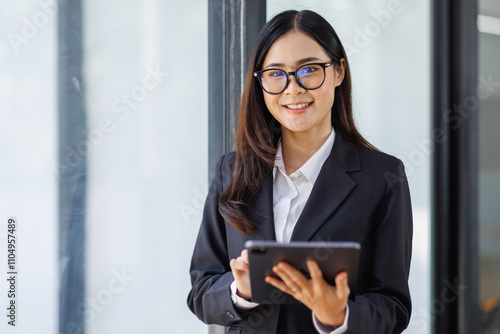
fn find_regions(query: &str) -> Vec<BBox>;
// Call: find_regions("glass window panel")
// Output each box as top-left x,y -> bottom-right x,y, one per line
478,0 -> 500,332
0,1 -> 58,333
266,1 -> 431,333
83,1 -> 207,333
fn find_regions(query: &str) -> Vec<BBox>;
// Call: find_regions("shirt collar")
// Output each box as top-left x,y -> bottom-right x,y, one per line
273,128 -> 335,184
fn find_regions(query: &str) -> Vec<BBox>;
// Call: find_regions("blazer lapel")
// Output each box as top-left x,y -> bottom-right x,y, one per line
290,134 -> 361,241
249,172 -> 277,241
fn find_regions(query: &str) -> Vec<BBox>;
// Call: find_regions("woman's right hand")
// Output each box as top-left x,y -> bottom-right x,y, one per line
229,249 -> 252,300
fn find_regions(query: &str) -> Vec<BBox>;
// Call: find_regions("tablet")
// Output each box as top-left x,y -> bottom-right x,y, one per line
245,240 -> 361,304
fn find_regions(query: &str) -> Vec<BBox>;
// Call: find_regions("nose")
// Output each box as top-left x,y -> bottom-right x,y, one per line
284,73 -> 305,95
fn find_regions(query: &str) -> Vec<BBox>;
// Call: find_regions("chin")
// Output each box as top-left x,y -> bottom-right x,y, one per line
282,123 -> 314,133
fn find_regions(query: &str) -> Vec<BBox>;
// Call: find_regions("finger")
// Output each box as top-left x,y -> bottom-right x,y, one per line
272,264 -> 296,292
230,258 -> 249,272
265,275 -> 294,295
274,263 -> 309,293
335,271 -> 350,299
229,258 -> 237,271
241,249 -> 249,264
306,259 -> 324,282
273,263 -> 297,286
276,262 -> 308,283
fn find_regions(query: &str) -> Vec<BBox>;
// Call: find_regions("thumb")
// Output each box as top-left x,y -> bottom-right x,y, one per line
335,272 -> 350,299
241,249 -> 249,264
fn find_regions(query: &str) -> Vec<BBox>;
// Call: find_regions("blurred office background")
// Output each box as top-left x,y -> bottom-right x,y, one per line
0,0 -> 498,333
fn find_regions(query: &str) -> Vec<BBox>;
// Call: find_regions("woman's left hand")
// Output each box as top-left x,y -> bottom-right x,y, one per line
265,259 -> 349,327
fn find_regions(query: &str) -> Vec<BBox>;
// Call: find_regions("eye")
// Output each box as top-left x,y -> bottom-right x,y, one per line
299,65 -> 319,75
268,70 -> 285,79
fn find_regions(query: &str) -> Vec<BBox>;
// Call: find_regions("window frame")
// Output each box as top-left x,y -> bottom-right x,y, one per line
432,0 -> 480,333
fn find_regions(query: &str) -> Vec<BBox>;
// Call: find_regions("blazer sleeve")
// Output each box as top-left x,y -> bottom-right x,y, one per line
187,154 -> 251,326
347,160 -> 413,333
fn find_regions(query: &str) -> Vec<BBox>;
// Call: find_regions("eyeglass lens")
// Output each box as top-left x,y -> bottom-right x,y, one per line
260,64 -> 325,94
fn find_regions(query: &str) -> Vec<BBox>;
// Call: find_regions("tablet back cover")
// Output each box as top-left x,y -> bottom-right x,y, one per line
245,241 -> 360,304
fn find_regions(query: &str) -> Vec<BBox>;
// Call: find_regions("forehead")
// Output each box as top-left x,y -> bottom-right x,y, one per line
262,31 -> 329,68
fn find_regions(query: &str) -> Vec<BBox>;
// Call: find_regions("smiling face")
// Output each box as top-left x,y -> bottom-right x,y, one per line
261,30 -> 344,138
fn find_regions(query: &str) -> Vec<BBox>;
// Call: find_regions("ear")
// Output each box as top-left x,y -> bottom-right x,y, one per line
334,59 -> 346,87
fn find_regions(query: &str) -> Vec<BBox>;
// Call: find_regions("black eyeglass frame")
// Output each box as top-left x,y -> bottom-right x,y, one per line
253,61 -> 335,95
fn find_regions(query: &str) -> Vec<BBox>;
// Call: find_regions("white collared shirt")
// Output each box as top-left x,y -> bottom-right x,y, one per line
272,129 -> 335,243
230,128 -> 349,333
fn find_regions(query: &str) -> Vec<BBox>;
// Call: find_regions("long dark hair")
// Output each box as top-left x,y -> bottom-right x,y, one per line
219,10 -> 375,234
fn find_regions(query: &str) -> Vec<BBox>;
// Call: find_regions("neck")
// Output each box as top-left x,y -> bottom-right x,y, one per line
281,126 -> 332,175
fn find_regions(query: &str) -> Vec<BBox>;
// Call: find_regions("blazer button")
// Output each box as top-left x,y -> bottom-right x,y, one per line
226,311 -> 235,318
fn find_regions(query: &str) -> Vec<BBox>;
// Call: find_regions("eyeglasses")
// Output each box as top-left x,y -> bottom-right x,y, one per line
253,61 -> 334,95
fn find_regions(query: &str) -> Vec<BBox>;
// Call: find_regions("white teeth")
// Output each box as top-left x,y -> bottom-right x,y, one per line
286,102 -> 311,109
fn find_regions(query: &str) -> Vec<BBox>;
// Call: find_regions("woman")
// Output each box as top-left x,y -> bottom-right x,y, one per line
188,9 -> 412,334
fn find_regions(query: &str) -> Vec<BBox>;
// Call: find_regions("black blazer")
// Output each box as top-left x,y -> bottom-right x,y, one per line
187,134 -> 413,334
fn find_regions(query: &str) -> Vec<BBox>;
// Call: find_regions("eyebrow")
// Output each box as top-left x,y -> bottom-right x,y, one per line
264,57 -> 324,69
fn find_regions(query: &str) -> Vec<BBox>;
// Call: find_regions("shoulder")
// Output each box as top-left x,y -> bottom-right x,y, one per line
356,145 -> 404,173
210,152 -> 236,190
215,152 -> 236,174
334,135 -> 408,192
333,134 -> 404,175
353,145 -> 410,197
